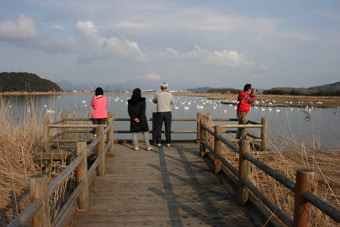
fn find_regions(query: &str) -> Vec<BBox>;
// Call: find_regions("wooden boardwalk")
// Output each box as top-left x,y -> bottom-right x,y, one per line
73,143 -> 257,227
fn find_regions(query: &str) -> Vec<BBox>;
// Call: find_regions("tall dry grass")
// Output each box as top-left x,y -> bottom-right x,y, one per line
0,96 -> 48,224
202,113 -> 340,226
0,95 -> 93,225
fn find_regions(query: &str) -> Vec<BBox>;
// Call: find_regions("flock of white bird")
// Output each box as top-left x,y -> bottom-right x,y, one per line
38,95 -> 333,115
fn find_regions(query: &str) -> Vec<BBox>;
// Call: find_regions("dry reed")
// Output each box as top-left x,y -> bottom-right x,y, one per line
0,95 -> 73,225
0,96 -> 45,224
202,112 -> 340,226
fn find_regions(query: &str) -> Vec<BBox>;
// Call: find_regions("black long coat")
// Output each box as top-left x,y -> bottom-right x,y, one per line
127,97 -> 149,132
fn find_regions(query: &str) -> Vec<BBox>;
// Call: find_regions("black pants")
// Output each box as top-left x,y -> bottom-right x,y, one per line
91,118 -> 107,134
155,112 -> 172,144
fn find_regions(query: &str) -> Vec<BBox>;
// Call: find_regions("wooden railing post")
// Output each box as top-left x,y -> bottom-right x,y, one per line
107,113 -> 114,152
214,125 -> 222,174
152,112 -> 157,145
239,139 -> 250,204
197,113 -> 202,142
199,117 -> 206,157
261,118 -> 267,151
76,142 -> 89,211
43,118 -> 50,152
61,112 -> 68,140
293,169 -> 315,227
29,175 -> 51,227
97,126 -> 105,176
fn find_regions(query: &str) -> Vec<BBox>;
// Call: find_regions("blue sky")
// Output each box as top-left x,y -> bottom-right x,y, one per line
0,0 -> 339,90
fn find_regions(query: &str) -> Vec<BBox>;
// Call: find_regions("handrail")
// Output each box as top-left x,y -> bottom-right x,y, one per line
8,115 -> 114,227
304,192 -> 340,222
7,200 -> 43,227
48,156 -> 83,196
8,113 -> 264,226
199,118 -> 340,226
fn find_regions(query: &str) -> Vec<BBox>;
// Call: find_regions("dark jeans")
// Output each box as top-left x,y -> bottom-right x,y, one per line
155,112 -> 172,144
91,118 -> 107,134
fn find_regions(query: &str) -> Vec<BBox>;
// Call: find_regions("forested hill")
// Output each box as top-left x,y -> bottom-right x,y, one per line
0,72 -> 62,92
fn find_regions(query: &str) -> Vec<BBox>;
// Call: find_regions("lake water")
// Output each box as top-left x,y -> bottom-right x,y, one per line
2,93 -> 340,149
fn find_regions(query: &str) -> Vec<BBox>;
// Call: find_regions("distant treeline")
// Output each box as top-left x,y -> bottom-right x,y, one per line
263,89 -> 340,96
0,72 -> 62,92
207,88 -> 240,94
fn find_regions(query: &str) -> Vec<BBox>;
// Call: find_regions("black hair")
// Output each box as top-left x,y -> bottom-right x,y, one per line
132,88 -> 141,99
244,84 -> 252,91
95,87 -> 104,96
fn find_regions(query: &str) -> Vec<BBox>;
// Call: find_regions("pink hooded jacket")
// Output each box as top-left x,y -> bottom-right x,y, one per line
91,95 -> 108,119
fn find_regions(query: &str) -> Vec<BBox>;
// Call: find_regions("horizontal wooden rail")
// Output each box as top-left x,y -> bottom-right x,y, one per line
51,182 -> 85,227
48,156 -> 83,196
199,118 -> 340,227
219,124 -> 264,128
304,192 -> 340,222
243,152 -> 296,191
48,124 -> 105,128
242,178 -> 293,226
9,115 -> 114,227
7,200 -> 43,227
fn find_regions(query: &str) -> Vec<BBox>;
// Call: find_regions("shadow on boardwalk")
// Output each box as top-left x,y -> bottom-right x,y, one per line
74,143 -> 258,226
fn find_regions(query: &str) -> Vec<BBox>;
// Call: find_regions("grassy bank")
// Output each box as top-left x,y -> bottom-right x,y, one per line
203,113 -> 340,226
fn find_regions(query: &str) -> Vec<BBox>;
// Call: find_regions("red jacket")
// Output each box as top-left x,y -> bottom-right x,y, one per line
236,91 -> 256,114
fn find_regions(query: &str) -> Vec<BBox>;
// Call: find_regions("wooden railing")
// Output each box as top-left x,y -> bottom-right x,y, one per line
7,112 -> 266,226
113,112 -> 267,149
8,115 -> 114,227
198,119 -> 340,226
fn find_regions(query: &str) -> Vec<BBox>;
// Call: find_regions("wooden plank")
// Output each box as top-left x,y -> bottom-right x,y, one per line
74,143 -> 258,226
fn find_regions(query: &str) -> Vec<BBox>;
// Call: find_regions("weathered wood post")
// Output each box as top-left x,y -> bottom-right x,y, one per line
61,112 -> 68,140
293,169 -> 315,227
76,142 -> 89,211
260,118 -> 267,151
239,139 -> 250,204
107,113 -> 114,152
152,112 -> 157,144
199,117 -> 206,157
97,125 -> 105,176
197,113 -> 202,142
43,118 -> 50,153
29,174 -> 51,227
214,125 -> 222,174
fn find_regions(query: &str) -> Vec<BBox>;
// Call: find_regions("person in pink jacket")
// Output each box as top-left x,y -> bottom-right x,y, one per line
91,87 -> 108,137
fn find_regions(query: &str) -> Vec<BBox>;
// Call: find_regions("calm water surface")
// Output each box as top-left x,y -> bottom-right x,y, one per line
3,93 -> 340,149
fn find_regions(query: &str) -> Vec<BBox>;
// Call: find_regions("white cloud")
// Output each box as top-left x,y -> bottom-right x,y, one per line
0,14 -> 40,41
183,45 -> 254,67
136,72 -> 161,81
48,24 -> 66,30
166,47 -> 178,56
76,21 -> 146,62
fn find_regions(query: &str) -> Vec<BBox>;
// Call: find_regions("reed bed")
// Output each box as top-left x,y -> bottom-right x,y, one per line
0,96 -> 75,225
202,113 -> 340,226
0,96 -> 44,224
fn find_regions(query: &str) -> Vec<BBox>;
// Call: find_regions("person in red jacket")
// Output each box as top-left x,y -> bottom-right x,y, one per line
91,87 -> 108,137
236,83 -> 256,140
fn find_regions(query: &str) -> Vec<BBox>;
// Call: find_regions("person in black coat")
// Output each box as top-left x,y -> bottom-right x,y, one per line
128,88 -> 152,151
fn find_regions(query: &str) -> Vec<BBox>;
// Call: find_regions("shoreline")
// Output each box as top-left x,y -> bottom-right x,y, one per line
1,91 -> 340,108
